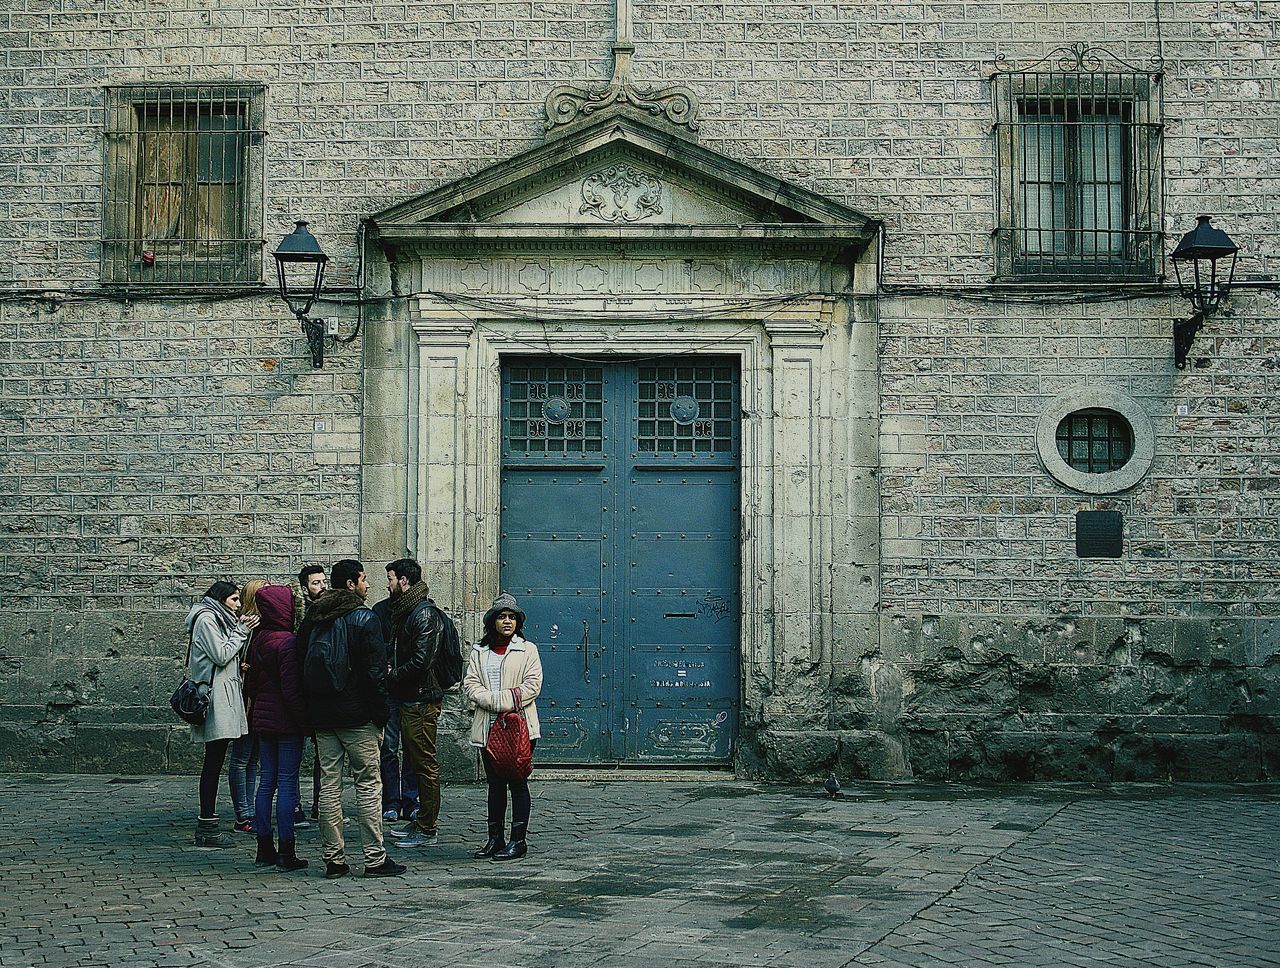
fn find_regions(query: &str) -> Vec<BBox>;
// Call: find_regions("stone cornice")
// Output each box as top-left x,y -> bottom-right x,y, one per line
380,222 -> 876,263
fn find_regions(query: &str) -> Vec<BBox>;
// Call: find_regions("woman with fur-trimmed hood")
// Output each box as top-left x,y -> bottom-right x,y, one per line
462,593 -> 543,862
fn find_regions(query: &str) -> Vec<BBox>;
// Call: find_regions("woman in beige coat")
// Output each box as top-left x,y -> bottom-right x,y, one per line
463,593 -> 542,861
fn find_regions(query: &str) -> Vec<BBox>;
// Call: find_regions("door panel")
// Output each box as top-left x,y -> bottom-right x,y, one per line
499,357 -> 739,765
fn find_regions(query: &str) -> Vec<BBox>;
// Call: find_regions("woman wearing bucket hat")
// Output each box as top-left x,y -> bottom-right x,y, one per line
462,593 -> 543,861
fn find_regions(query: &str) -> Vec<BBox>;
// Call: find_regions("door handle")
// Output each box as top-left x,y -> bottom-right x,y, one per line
582,619 -> 591,683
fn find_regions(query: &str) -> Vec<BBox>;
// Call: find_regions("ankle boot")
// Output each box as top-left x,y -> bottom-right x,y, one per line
492,823 -> 528,861
275,839 -> 309,872
255,835 -> 277,866
473,824 -> 505,859
195,817 -> 233,848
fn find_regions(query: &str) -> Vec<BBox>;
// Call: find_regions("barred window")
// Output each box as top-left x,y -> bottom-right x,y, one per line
103,85 -> 265,286
993,47 -> 1162,280
1056,408 -> 1133,474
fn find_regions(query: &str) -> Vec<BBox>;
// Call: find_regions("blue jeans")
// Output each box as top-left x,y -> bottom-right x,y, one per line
255,734 -> 303,841
228,732 -> 259,822
380,700 -> 418,814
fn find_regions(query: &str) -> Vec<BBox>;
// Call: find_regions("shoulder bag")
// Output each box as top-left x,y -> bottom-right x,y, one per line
170,630 -> 211,727
484,685 -> 533,780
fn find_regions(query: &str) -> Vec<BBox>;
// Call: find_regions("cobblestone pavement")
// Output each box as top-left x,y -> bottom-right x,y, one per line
2,774 -> 1278,967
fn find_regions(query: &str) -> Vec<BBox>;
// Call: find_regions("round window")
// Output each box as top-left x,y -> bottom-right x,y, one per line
1036,389 -> 1154,495
1055,408 -> 1133,474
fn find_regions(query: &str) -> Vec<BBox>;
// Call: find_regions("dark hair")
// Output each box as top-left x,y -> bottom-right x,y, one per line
205,580 -> 238,605
481,608 -> 524,646
331,559 -> 364,591
386,558 -> 422,586
298,564 -> 325,586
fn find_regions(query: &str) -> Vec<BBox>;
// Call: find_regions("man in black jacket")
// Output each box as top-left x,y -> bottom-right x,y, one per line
299,558 -> 405,879
382,557 -> 445,849
373,596 -> 419,825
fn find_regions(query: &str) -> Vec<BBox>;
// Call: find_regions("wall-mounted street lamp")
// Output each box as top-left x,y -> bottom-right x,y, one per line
1169,215 -> 1239,369
273,220 -> 329,368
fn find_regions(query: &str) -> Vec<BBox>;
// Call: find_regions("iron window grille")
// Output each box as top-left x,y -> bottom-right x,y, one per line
993,45 -> 1163,281
102,84 -> 266,287
1055,408 -> 1134,474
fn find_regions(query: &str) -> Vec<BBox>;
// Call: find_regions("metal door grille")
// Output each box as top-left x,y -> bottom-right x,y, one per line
505,363 -> 605,453
993,45 -> 1162,280
637,362 -> 736,454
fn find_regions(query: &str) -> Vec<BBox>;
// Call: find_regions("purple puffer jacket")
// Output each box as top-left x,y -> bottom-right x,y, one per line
245,584 -> 306,736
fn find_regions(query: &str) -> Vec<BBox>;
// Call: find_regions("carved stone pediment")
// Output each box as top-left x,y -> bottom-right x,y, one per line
368,113 -> 880,267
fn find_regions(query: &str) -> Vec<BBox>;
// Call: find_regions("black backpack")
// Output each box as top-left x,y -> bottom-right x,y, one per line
431,604 -> 465,691
304,619 -> 351,696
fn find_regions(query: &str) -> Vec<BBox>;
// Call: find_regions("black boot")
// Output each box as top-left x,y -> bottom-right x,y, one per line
473,830 -> 504,859
492,823 -> 528,862
255,835 -> 277,867
275,839 -> 309,872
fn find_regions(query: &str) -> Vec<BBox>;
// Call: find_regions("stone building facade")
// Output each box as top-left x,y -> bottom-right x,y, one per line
1,0 -> 1277,780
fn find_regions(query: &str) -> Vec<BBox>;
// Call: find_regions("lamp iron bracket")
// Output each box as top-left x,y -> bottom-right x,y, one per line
1173,312 -> 1205,370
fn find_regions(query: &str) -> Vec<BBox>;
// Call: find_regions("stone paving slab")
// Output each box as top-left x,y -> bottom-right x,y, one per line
1,775 -> 1278,967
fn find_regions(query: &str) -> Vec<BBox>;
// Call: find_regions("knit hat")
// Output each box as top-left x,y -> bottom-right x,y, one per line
482,593 -> 525,638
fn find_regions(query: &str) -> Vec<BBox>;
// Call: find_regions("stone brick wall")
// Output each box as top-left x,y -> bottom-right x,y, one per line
0,293 -> 364,771
0,0 -> 1276,777
875,287 -> 1280,781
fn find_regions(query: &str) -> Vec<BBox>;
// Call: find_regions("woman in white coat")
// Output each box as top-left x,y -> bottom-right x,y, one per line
463,593 -> 542,862
186,580 -> 259,847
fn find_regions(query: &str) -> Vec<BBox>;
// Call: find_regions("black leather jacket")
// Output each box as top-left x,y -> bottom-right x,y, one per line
298,600 -> 390,730
388,599 -> 445,704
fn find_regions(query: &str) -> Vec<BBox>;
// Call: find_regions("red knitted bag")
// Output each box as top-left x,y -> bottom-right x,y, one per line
485,685 -> 533,781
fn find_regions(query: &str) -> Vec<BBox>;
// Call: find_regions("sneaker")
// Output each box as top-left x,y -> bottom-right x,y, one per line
364,858 -> 406,877
382,808 -> 399,822
292,817 -> 313,830
394,829 -> 438,849
233,819 -> 255,835
324,861 -> 350,879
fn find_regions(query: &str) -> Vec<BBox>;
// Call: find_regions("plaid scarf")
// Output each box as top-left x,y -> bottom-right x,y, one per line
389,580 -> 432,628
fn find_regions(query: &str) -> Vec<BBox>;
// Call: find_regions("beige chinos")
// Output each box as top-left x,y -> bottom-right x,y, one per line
315,725 -> 385,869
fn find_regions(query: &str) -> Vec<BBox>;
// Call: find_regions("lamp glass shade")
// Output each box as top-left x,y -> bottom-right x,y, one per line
1169,215 -> 1239,317
1170,215 -> 1238,263
272,221 -> 328,315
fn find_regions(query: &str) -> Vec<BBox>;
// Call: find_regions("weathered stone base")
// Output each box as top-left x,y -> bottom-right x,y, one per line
746,721 -> 1279,784
903,721 -> 1279,782
752,728 -> 908,783
5,607 -> 1278,782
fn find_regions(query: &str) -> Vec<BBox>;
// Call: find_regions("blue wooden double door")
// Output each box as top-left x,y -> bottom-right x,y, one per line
500,356 -> 741,765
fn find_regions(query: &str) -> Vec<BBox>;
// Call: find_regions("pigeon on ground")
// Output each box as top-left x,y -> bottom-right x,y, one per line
823,772 -> 841,799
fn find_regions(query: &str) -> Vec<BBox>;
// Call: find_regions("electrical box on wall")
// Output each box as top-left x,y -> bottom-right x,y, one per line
1076,510 -> 1124,558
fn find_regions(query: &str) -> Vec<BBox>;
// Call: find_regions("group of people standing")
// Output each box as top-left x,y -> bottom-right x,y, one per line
184,556 -> 544,876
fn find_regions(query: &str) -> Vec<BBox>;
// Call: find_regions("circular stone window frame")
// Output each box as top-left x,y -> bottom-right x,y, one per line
1036,388 -> 1155,495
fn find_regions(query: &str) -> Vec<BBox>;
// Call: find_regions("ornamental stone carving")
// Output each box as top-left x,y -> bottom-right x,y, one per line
579,165 -> 663,223
545,80 -> 701,135
543,40 -> 701,138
